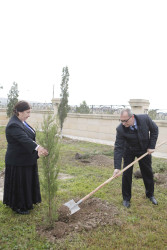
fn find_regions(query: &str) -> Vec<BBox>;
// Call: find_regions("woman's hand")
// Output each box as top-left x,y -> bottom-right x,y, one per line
37,146 -> 48,157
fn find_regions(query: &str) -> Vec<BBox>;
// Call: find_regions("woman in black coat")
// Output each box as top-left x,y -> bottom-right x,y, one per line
3,101 -> 48,214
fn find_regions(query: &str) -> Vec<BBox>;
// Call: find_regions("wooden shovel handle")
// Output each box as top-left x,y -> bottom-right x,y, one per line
81,140 -> 167,203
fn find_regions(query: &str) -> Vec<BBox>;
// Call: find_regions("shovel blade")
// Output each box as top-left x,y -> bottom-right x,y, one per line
64,199 -> 80,215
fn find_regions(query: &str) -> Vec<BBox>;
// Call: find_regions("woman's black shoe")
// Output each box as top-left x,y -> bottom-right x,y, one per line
15,209 -> 30,215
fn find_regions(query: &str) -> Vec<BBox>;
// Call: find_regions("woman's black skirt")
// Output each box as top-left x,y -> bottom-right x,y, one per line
3,164 -> 41,211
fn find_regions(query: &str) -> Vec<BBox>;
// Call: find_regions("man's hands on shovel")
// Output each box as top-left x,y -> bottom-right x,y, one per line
147,148 -> 155,154
113,169 -> 121,177
112,148 -> 155,177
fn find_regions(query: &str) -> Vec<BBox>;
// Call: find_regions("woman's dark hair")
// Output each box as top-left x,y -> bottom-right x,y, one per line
13,101 -> 31,116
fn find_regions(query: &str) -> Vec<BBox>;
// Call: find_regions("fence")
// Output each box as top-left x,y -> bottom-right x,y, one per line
68,105 -> 130,114
69,105 -> 167,120
0,101 -> 53,111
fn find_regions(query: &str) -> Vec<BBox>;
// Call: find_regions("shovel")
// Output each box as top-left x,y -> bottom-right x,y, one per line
64,141 -> 166,215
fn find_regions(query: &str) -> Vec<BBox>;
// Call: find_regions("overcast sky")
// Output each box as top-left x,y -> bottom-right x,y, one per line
0,0 -> 167,109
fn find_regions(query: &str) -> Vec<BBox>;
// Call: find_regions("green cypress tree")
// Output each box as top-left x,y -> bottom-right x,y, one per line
7,82 -> 19,117
37,112 -> 60,224
58,66 -> 69,135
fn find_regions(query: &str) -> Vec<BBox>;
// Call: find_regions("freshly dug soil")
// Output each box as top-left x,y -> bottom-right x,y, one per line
154,172 -> 167,188
76,154 -> 114,167
37,197 -> 122,242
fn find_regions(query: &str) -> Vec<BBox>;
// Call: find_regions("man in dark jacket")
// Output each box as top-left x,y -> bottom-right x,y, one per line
113,108 -> 158,208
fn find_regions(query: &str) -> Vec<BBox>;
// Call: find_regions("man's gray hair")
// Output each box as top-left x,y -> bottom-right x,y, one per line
121,108 -> 133,117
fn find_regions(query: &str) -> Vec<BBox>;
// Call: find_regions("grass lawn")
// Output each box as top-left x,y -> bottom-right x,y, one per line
0,126 -> 167,249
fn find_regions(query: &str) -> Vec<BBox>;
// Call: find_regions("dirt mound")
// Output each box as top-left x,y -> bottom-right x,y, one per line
89,155 -> 113,167
134,169 -> 142,178
154,172 -> 167,188
37,198 -> 122,242
77,154 -> 113,167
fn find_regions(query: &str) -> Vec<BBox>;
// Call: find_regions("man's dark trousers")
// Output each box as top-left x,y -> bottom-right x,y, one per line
122,147 -> 154,201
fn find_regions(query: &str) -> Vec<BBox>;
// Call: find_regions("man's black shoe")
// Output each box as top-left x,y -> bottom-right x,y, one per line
123,200 -> 130,208
149,196 -> 158,205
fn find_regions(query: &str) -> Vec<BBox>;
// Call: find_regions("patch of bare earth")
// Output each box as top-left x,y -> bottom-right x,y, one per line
82,154 -> 113,167
37,198 -> 122,242
134,170 -> 167,189
61,153 -> 114,169
75,154 -> 113,167
154,171 -> 167,188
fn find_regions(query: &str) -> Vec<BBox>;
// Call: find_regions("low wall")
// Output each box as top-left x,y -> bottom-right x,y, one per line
0,109 -> 9,126
154,121 -> 167,153
0,109 -> 53,129
62,113 -> 167,154
62,113 -> 120,142
0,109 -> 167,154
28,110 -> 54,129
